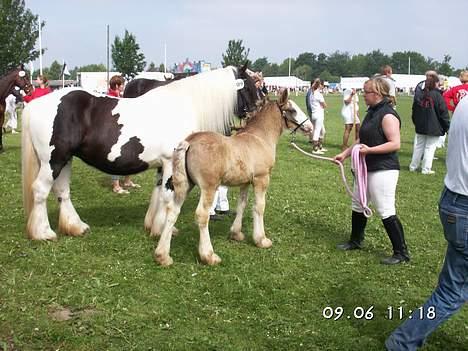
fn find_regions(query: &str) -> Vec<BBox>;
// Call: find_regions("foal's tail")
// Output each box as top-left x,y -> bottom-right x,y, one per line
172,140 -> 192,200
22,105 -> 40,220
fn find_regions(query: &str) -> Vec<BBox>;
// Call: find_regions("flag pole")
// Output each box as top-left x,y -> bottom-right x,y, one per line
106,24 -> 110,86
164,43 -> 167,73
38,16 -> 43,76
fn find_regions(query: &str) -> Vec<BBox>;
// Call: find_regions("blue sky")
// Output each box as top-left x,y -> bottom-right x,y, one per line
25,0 -> 468,71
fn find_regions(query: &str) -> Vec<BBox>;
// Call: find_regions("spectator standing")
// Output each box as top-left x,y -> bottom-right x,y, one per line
443,70 -> 468,112
335,77 -> 410,265
308,78 -> 327,154
385,94 -> 468,351
107,75 -> 141,194
23,75 -> 51,103
409,74 -> 450,175
341,88 -> 360,150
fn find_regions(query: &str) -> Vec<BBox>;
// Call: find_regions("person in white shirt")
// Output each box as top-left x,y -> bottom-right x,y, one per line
308,78 -> 327,154
386,90 -> 468,351
341,88 -> 360,150
5,94 -> 18,134
379,65 -> 396,107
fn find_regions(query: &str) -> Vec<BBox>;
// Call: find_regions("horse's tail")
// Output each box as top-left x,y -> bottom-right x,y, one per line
172,140 -> 192,200
22,105 -> 39,220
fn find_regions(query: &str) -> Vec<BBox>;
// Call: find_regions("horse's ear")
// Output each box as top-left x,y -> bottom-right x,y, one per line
278,88 -> 288,108
239,62 -> 248,73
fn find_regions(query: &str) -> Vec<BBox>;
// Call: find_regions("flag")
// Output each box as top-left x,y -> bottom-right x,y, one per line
61,61 -> 70,76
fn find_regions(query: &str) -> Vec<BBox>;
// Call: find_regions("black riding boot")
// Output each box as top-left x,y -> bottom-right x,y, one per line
337,211 -> 367,250
381,215 -> 410,265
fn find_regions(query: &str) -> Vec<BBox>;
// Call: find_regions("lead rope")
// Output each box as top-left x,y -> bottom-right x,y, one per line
290,141 -> 372,218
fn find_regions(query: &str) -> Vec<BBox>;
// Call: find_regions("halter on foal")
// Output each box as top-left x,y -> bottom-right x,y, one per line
0,65 -> 32,152
154,89 -> 313,266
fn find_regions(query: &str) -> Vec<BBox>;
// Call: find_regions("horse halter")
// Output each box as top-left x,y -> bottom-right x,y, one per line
16,71 -> 32,94
277,101 -> 310,134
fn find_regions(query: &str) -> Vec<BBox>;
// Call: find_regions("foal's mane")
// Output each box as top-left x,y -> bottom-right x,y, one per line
238,98 -> 280,134
148,66 -> 238,134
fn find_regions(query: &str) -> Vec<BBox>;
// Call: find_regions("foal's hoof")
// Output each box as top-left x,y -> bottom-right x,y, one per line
154,252 -> 173,266
202,253 -> 222,266
172,227 -> 179,236
256,237 -> 272,248
230,231 -> 245,242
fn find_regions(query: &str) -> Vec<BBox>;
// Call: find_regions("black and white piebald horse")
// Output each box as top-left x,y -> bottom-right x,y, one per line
22,65 -> 258,240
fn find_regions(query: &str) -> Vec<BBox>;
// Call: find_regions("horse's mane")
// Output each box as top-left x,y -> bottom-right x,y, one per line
147,67 -> 237,134
1,65 -> 23,78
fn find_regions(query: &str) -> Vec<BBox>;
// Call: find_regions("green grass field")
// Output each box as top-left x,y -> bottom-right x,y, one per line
0,94 -> 466,350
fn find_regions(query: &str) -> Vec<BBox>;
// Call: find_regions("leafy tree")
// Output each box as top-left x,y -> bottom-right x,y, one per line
111,29 -> 146,79
363,50 -> 390,76
263,63 -> 279,77
278,58 -> 294,76
327,51 -> 351,77
295,52 -> 316,70
0,0 -> 42,73
79,63 -> 107,72
251,57 -> 269,73
47,60 -> 62,80
146,62 -> 158,72
158,63 -> 165,72
293,64 -> 312,81
436,54 -> 453,76
221,39 -> 250,67
319,70 -> 339,83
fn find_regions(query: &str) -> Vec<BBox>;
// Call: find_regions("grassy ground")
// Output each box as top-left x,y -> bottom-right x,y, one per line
0,94 -> 466,350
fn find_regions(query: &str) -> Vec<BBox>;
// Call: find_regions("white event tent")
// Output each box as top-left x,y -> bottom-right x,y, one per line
264,76 -> 309,89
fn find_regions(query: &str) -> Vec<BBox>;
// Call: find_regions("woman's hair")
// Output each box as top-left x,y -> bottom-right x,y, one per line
424,74 -> 439,93
459,70 -> 468,83
37,75 -> 48,85
311,78 -> 322,90
380,65 -> 392,76
109,75 -> 124,90
365,77 -> 390,97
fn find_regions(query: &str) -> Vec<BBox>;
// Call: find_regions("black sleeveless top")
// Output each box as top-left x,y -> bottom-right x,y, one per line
359,98 -> 400,172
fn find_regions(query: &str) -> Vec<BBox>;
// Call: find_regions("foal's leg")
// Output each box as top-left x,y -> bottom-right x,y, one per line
27,164 -> 57,240
53,161 -> 90,236
252,176 -> 272,248
144,167 -> 162,233
230,185 -> 249,241
197,187 -> 221,265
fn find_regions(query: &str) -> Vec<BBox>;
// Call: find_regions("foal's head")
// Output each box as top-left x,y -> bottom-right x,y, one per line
276,89 -> 313,134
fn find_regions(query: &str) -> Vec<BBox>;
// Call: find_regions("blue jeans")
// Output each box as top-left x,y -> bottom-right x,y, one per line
386,187 -> 468,350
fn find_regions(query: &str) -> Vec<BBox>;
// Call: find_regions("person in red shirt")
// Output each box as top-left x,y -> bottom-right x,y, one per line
107,75 -> 141,194
443,70 -> 468,112
23,75 -> 52,103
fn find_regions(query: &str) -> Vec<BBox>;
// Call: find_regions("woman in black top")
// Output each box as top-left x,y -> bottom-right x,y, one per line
334,77 -> 410,265
409,74 -> 450,174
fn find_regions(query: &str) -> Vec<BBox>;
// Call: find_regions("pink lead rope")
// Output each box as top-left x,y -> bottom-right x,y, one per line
290,142 -> 373,218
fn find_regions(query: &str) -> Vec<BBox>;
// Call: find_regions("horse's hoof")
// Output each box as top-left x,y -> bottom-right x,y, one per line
202,253 -> 222,266
154,252 -> 173,266
172,227 -> 179,236
30,229 -> 58,241
256,237 -> 272,248
230,231 -> 245,241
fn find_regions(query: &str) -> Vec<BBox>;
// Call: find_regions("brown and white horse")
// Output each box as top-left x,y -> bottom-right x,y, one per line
154,89 -> 313,265
0,65 -> 32,152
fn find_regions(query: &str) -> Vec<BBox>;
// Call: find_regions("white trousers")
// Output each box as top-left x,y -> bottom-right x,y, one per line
210,185 -> 229,215
311,117 -> 325,141
352,170 -> 399,219
5,95 -> 17,130
409,133 -> 440,173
